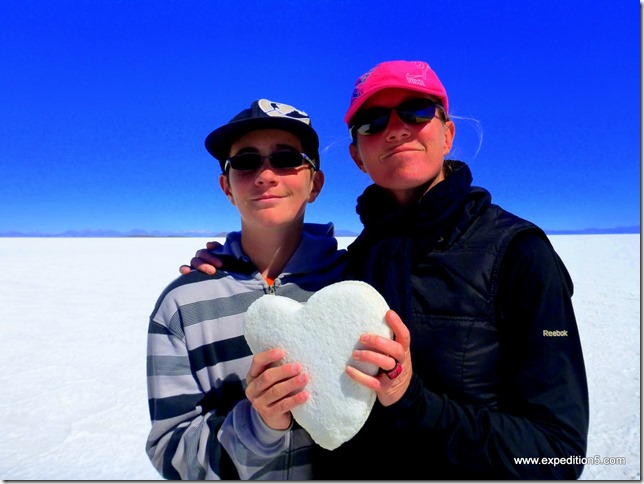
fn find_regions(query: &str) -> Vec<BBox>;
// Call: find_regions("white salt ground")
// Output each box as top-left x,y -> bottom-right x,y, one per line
0,235 -> 639,480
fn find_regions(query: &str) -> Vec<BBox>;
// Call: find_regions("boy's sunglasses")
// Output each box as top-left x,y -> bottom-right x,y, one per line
224,151 -> 317,172
350,98 -> 444,136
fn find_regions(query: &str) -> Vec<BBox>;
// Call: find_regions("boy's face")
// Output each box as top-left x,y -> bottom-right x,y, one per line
349,88 -> 455,206
220,128 -> 324,231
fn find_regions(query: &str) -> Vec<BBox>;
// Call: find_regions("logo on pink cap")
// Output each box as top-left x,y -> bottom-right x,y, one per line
405,73 -> 426,86
345,60 -> 449,125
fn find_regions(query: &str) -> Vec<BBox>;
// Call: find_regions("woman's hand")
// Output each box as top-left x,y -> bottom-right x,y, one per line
346,309 -> 412,407
179,241 -> 224,275
245,348 -> 310,430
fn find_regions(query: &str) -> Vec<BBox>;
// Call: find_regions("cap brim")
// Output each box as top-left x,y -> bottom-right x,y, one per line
344,85 -> 449,125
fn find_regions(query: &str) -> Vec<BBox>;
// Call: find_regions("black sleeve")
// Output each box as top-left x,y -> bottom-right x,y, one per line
382,231 -> 589,479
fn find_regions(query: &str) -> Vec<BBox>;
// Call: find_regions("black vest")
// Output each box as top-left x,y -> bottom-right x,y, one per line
407,203 -> 542,406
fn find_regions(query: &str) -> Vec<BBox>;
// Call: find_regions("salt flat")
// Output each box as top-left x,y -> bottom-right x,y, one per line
0,235 -> 639,480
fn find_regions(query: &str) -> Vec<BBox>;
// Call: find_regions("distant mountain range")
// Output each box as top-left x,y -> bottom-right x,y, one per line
0,226 -> 639,237
0,229 -> 229,238
544,226 -> 641,235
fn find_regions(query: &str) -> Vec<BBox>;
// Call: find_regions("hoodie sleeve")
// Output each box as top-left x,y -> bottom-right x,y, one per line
145,315 -> 237,479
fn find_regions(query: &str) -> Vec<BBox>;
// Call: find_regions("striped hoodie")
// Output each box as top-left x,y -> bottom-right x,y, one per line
146,223 -> 347,479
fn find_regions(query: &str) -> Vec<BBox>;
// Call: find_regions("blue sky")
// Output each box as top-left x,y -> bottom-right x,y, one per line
1,1 -> 640,235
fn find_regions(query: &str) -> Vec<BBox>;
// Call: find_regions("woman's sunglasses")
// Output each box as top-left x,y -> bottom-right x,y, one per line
350,98 -> 444,136
224,151 -> 317,172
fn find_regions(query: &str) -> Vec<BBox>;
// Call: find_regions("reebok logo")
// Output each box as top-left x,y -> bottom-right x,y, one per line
543,330 -> 568,337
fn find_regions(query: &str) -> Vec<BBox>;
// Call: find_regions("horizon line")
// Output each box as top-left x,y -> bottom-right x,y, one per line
0,225 -> 640,238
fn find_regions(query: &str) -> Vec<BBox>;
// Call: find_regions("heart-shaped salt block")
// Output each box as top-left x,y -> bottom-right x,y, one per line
244,280 -> 391,450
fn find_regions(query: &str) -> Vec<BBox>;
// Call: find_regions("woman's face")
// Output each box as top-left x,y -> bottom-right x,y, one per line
220,129 -> 323,231
350,88 -> 455,206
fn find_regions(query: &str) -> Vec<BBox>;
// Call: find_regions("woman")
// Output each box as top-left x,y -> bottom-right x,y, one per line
314,60 -> 589,480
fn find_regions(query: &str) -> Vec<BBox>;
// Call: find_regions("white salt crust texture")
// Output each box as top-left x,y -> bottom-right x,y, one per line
244,280 -> 392,450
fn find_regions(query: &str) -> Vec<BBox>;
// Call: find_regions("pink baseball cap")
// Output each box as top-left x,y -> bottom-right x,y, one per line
344,60 -> 449,126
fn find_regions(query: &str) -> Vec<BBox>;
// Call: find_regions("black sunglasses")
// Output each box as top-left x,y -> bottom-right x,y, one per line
350,98 -> 444,136
224,151 -> 317,172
